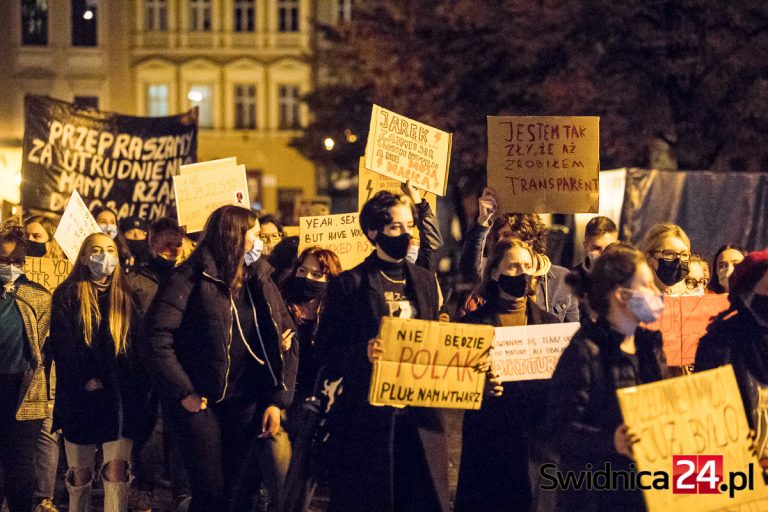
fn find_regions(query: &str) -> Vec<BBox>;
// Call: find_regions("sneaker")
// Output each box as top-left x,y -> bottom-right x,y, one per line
128,489 -> 153,512
34,498 -> 59,512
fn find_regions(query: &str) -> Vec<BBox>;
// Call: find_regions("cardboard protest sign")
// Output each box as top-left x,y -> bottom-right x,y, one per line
23,257 -> 73,293
282,226 -> 299,238
492,322 -> 579,382
298,213 -> 372,271
617,366 -> 768,511
643,294 -> 730,366
173,160 -> 249,233
179,157 -> 236,174
357,157 -> 437,213
487,116 -> 600,213
53,190 -> 103,263
369,316 -> 494,410
22,95 -> 197,221
364,105 -> 452,196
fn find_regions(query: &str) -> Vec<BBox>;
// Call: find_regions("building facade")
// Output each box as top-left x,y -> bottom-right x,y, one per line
0,0 -> 352,220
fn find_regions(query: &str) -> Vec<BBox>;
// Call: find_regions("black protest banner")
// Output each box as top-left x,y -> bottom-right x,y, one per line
22,95 -> 197,221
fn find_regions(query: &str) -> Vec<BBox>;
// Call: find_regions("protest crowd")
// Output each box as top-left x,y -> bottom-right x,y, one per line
2,106 -> 768,512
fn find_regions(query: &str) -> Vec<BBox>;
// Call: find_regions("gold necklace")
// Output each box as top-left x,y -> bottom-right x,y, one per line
378,270 -> 406,285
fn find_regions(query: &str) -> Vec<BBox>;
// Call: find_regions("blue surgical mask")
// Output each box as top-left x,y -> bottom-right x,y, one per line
99,223 -> 118,240
88,253 -> 118,280
244,238 -> 264,266
0,264 -> 24,284
405,244 -> 420,264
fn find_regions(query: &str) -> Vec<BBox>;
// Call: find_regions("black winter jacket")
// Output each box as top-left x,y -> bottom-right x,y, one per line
50,280 -> 152,445
140,249 -> 297,409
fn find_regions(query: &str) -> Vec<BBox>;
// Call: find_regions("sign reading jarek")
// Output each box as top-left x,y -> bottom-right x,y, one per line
487,116 -> 599,213
364,105 -> 452,196
22,95 -> 197,221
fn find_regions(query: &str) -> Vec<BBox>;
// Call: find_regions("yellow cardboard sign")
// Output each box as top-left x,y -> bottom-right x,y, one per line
364,105 -> 452,196
369,317 -> 494,410
298,212 -> 372,271
23,257 -> 73,293
487,116 -> 600,213
617,366 -> 768,511
358,158 -> 437,213
492,322 -> 579,382
173,162 -> 249,233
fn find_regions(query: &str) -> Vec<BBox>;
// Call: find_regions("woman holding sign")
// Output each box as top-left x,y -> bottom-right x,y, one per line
545,242 -> 669,511
455,237 -> 559,512
315,191 -> 448,512
695,250 -> 768,469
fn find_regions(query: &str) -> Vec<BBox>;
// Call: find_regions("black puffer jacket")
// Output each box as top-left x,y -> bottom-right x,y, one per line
545,320 -> 669,512
140,248 -> 297,408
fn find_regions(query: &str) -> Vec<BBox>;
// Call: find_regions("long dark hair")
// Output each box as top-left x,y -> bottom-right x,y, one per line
191,205 -> 258,294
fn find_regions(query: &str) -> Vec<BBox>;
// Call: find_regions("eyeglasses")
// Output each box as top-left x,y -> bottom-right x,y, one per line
0,259 -> 24,268
685,277 -> 709,290
653,250 -> 691,262
258,233 -> 283,243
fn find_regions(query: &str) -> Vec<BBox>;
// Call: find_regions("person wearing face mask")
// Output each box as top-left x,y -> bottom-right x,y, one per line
708,244 -> 746,294
49,233 -> 150,512
639,222 -> 693,296
545,242 -> 669,512
454,238 -> 559,512
140,205 -> 297,512
258,214 -> 284,257
120,217 -> 187,512
400,180 -> 444,271
120,216 -> 151,268
315,191 -> 448,512
282,247 -> 342,406
696,250 -> 768,471
92,206 -> 134,271
23,215 -> 65,260
571,216 -> 619,322
0,221 -> 52,512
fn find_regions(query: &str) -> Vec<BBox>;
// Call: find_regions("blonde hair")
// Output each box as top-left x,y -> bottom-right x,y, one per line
64,233 -> 134,355
639,223 -> 691,256
24,215 -> 65,260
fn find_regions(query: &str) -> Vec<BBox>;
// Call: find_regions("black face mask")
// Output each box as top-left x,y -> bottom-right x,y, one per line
375,232 -> 412,261
497,274 -> 530,298
656,258 -> 689,286
290,276 -> 327,302
150,255 -> 176,273
25,241 -> 47,258
127,239 -> 150,263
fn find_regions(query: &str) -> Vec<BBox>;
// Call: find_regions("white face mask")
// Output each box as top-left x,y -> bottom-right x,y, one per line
244,238 -> 264,266
405,244 -> 420,264
88,252 -> 118,280
623,288 -> 665,324
0,263 -> 24,284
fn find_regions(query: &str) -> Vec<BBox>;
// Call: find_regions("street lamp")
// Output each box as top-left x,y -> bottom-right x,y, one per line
323,137 -> 335,151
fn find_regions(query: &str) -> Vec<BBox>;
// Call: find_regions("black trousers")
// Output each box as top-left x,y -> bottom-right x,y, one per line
166,398 -> 288,512
0,373 -> 42,512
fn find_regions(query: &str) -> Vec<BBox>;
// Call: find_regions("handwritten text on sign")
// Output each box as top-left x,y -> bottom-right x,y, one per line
643,294 -> 730,366
364,105 -> 452,197
492,322 -> 579,382
617,366 -> 768,511
487,116 -> 600,213
173,162 -> 249,233
369,317 -> 494,410
298,213 -> 372,271
23,257 -> 73,293
53,190 -> 103,263
358,157 -> 437,213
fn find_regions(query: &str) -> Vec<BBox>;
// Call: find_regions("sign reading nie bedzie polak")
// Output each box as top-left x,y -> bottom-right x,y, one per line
364,105 -> 452,196
487,116 -> 599,213
492,322 -> 579,382
369,317 -> 494,410
617,366 -> 768,512
298,213 -> 372,271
